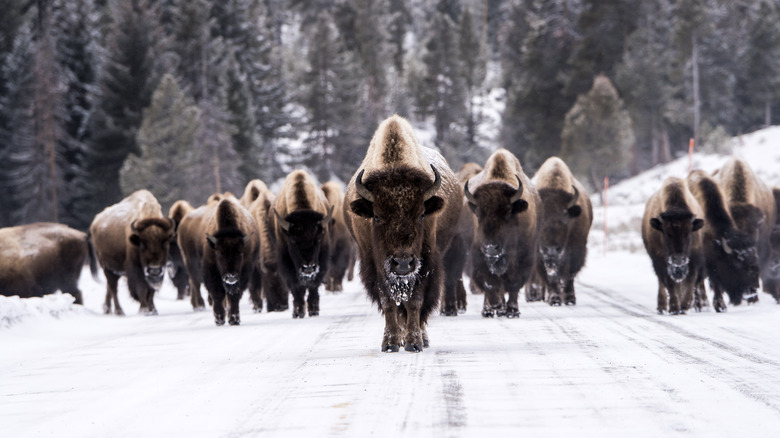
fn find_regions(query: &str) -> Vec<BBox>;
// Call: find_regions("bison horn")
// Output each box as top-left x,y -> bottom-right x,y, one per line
567,185 -> 580,209
130,219 -> 139,232
464,179 -> 477,205
509,175 -> 524,203
355,169 -> 375,203
721,237 -> 733,255
422,165 -> 442,201
321,205 -> 334,227
274,208 -> 291,232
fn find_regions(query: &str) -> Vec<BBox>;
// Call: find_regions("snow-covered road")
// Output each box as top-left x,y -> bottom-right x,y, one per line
2,250 -> 780,437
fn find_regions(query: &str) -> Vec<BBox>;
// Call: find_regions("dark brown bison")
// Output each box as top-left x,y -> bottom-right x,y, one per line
528,157 -> 593,306
321,181 -> 355,293
90,190 -> 175,315
688,168 -> 761,312
762,188 -> 780,303
465,149 -> 542,318
178,195 -> 260,325
440,162 -> 482,316
345,115 -> 462,352
642,177 -> 707,315
0,223 -> 95,304
274,170 -> 333,318
168,200 -> 194,300
248,188 -> 289,312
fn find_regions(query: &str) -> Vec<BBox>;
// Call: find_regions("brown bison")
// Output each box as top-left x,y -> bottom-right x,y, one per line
274,170 -> 333,318
247,184 -> 289,312
168,200 -> 194,300
762,188 -> 780,303
688,168 -> 761,312
642,177 -> 707,314
240,179 -> 269,208
178,195 -> 260,325
321,181 -> 355,292
529,157 -> 593,306
345,115 -> 462,352
0,223 -> 95,304
89,190 -> 176,315
440,162 -> 482,316
464,149 -> 542,318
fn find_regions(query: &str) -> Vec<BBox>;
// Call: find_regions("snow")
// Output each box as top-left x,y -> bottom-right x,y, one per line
3,127 -> 780,436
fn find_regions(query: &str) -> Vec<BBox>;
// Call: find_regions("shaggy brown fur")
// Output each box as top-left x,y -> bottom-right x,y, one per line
345,115 -> 462,352
465,149 -> 541,318
642,177 -> 707,315
763,187 -> 780,302
0,223 -> 93,304
274,170 -> 333,318
529,157 -> 593,306
89,190 -> 175,315
321,181 -> 356,293
168,200 -> 194,300
240,179 -> 269,209
248,187 -> 289,312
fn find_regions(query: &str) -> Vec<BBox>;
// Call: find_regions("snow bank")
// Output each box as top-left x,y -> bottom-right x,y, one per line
0,292 -> 83,329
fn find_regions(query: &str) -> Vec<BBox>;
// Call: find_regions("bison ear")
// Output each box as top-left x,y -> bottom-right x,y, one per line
650,217 -> 663,231
424,196 -> 445,216
511,199 -> 528,215
692,218 -> 704,232
206,233 -> 217,249
129,234 -> 141,246
350,199 -> 374,219
567,205 -> 582,218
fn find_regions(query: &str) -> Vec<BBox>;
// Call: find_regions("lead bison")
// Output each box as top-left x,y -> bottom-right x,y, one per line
168,200 -> 194,300
178,195 -> 260,325
0,223 -> 96,304
440,162 -> 482,315
274,170 -> 333,318
90,190 -> 176,315
345,115 -> 462,352
529,157 -> 593,306
687,169 -> 761,312
642,177 -> 707,315
464,149 -> 541,318
321,181 -> 355,293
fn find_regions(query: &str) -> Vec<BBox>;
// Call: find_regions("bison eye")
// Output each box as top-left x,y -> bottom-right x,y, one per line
419,214 -> 425,222
373,216 -> 383,224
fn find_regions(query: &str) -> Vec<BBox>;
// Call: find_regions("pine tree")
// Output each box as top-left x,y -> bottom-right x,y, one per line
459,6 -> 488,155
560,75 -> 635,192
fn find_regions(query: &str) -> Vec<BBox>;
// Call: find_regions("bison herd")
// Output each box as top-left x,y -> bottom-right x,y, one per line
2,115 -> 780,352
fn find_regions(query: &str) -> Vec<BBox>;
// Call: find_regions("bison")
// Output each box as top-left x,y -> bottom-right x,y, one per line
345,115 -> 462,352
440,162 -> 482,316
762,188 -> 780,303
0,222 -> 95,304
529,157 -> 593,306
89,190 -> 175,315
240,179 -> 269,209
464,149 -> 542,318
642,177 -> 707,315
274,170 -> 333,318
168,200 -> 194,300
687,169 -> 761,312
247,183 -> 290,312
321,181 -> 355,293
178,195 -> 260,325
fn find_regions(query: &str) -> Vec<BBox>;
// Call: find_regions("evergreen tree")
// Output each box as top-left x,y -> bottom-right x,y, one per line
459,6 -> 488,155
560,75 -> 635,192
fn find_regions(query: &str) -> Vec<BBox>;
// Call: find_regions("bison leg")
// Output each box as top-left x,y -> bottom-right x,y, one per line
711,283 -> 727,313
402,295 -> 424,352
248,267 -> 263,313
263,270 -> 289,312
456,278 -> 467,314
693,280 -> 709,312
307,287 -> 320,316
656,280 -> 668,314
380,299 -> 403,352
667,282 -> 682,315
291,286 -> 307,318
204,270 -> 226,325
171,266 -> 190,300
563,278 -> 576,306
505,288 -> 521,318
190,278 -> 205,310
103,270 -> 124,316
227,291 -> 242,325
525,281 -> 545,302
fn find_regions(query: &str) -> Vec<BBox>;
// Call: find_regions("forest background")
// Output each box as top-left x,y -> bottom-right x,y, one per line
2,0 -> 779,231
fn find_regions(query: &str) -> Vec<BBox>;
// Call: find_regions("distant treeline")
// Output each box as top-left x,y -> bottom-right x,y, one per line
2,0 -> 779,230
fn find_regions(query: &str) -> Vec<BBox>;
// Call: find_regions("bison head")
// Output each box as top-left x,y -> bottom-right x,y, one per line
464,176 -> 527,276
712,228 -> 760,304
275,206 -> 333,285
538,186 -> 583,277
206,229 -> 253,293
350,165 -> 444,304
769,226 -> 780,277
129,218 -> 176,289
649,209 -> 704,283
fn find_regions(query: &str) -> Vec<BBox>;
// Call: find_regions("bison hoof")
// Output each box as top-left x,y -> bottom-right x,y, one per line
458,305 -> 467,314
214,317 -> 226,326
441,308 -> 458,317
564,296 -> 576,306
404,343 -> 423,353
505,309 -> 520,318
715,305 -> 727,313
481,309 -> 495,318
228,315 -> 240,325
308,310 -> 319,317
383,344 -> 400,353
548,296 -> 562,306
143,308 -> 158,316
114,308 -> 125,316
253,306 -> 262,313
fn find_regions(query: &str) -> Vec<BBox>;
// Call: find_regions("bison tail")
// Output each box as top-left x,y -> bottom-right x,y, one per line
87,231 -> 101,283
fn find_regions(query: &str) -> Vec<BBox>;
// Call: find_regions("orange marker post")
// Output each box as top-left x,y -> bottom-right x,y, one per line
603,176 -> 609,256
687,138 -> 694,173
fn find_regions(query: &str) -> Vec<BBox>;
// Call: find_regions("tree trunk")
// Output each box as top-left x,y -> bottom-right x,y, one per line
766,100 -> 771,127
692,31 -> 701,150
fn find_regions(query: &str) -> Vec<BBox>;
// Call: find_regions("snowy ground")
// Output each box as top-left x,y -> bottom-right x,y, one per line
4,127 -> 780,437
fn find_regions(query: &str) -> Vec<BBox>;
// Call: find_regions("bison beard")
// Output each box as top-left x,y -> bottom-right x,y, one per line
384,257 -> 422,305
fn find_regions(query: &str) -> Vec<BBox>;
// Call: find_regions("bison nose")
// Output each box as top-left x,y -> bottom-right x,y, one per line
301,263 -> 318,275
145,266 -> 163,277
669,255 -> 689,266
391,256 -> 416,275
222,273 -> 239,285
482,244 -> 501,258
